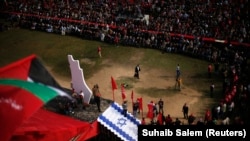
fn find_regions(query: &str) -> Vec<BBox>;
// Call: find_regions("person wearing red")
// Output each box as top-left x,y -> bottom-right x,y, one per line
114,35 -> 119,47
157,112 -> 164,125
208,63 -> 212,78
165,114 -> 173,125
204,109 -> 212,124
141,117 -> 146,125
97,45 -> 102,58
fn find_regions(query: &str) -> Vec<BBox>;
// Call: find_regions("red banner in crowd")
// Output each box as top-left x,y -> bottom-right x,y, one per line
1,11 -> 250,48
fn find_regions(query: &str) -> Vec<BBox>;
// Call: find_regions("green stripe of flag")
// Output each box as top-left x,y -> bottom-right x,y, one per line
0,79 -> 58,103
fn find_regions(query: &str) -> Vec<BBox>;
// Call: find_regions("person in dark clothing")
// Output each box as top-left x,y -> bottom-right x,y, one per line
174,118 -> 182,125
122,100 -> 128,117
196,118 -> 205,125
134,64 -> 141,79
132,101 -> 139,117
182,103 -> 189,119
92,84 -> 101,112
158,98 -> 164,114
188,114 -> 196,125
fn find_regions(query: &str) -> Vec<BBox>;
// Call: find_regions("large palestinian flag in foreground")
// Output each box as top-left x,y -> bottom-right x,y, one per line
0,54 -> 72,141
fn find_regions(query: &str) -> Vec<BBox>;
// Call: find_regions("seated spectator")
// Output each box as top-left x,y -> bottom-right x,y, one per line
221,117 -> 230,125
174,118 -> 182,125
188,113 -> 196,125
196,118 -> 205,126
165,114 -> 173,125
141,117 -> 146,125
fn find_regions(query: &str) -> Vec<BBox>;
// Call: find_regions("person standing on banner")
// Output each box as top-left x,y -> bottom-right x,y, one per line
122,100 -> 128,117
132,100 -> 139,117
134,64 -> 141,79
79,90 -> 85,110
92,84 -> 101,112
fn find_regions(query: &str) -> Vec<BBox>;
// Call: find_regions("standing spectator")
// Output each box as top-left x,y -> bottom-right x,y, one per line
214,61 -> 220,75
122,100 -> 128,117
158,98 -> 164,114
176,64 -> 181,78
97,45 -> 102,58
175,77 -> 182,90
153,103 -> 158,118
79,90 -> 85,110
92,84 -> 101,112
182,103 -> 189,119
208,63 -> 212,78
114,35 -> 119,47
210,83 -> 215,97
134,64 -> 141,79
204,109 -> 212,124
132,100 -> 139,117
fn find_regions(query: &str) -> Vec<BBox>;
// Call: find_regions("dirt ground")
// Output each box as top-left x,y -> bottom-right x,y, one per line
50,57 -> 215,125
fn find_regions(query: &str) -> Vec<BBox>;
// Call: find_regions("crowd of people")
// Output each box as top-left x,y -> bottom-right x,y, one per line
0,0 -> 249,125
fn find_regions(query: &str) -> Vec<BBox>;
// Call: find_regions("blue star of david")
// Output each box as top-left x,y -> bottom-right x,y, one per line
117,118 -> 127,127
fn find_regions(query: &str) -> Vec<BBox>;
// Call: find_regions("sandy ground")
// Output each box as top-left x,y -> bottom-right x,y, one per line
49,57 -> 215,125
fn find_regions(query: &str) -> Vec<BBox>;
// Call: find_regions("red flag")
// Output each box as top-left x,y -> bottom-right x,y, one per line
131,90 -> 134,102
137,97 -> 143,111
147,102 -> 154,120
121,84 -> 126,100
111,76 -> 117,91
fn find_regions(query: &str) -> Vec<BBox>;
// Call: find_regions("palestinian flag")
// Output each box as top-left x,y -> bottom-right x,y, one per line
0,54 -> 71,141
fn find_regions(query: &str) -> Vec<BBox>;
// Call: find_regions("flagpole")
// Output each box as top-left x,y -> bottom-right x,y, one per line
141,108 -> 143,118
113,90 -> 115,102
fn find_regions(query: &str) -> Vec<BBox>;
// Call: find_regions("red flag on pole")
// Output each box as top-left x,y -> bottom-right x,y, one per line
147,102 -> 154,120
131,90 -> 134,102
137,97 -> 143,111
137,97 -> 143,117
111,76 -> 117,91
121,84 -> 126,100
111,76 -> 118,101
